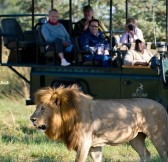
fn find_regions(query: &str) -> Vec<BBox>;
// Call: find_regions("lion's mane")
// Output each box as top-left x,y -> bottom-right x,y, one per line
34,84 -> 93,150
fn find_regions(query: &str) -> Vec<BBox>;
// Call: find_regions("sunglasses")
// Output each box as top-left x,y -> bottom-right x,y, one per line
90,25 -> 99,28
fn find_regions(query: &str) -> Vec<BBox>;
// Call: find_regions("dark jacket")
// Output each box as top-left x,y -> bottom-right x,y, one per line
74,17 -> 108,39
74,17 -> 117,47
80,28 -> 108,50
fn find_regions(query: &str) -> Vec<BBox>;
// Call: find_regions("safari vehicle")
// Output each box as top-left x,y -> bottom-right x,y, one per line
0,0 -> 168,111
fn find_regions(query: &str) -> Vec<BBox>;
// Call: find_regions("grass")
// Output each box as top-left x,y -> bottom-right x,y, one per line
0,98 -> 162,162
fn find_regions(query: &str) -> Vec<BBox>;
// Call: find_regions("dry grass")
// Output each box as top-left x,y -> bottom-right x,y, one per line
0,46 -> 30,99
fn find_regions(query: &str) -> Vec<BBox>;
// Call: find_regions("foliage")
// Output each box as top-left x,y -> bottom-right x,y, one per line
0,0 -> 167,42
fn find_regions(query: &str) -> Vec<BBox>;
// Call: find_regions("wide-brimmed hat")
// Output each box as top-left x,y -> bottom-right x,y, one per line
83,5 -> 93,12
135,37 -> 145,43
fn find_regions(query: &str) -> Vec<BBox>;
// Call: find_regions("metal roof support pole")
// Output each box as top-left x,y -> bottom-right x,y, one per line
126,0 -> 128,20
166,0 -> 168,43
69,0 -> 72,22
32,0 -> 34,30
0,28 -> 2,64
109,0 -> 113,49
51,0 -> 54,9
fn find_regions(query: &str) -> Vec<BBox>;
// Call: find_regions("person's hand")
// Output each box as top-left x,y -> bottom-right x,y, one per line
125,23 -> 135,35
104,49 -> 109,55
83,20 -> 89,31
134,61 -> 149,66
63,41 -> 70,47
129,30 -> 135,37
97,49 -> 102,55
124,25 -> 129,33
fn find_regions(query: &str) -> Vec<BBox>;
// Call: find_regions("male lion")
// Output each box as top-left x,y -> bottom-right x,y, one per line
30,84 -> 168,162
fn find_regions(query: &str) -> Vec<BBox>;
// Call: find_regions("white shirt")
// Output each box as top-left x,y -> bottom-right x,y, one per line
120,27 -> 144,43
124,49 -> 153,65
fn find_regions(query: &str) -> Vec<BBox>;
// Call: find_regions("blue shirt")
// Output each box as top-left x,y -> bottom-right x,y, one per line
80,29 -> 109,51
41,22 -> 71,43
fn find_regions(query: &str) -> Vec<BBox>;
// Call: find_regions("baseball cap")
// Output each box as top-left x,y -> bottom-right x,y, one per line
135,37 -> 145,43
83,5 -> 93,12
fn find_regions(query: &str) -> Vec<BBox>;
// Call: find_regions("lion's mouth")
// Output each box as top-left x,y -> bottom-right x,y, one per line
31,122 -> 47,130
38,125 -> 47,130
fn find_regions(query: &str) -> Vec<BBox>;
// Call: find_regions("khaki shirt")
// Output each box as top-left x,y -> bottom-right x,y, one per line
124,49 -> 153,65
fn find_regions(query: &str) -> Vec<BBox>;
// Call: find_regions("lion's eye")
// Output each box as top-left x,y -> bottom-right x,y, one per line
41,107 -> 44,113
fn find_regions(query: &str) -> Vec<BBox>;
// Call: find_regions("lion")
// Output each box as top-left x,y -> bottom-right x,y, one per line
30,84 -> 168,162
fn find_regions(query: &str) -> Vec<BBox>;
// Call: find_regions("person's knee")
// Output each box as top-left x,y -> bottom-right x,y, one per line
54,39 -> 64,53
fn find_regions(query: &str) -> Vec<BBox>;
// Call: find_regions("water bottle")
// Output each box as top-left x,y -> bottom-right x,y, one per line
97,44 -> 104,55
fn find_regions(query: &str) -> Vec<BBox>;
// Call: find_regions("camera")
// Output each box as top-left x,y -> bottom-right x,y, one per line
127,24 -> 134,31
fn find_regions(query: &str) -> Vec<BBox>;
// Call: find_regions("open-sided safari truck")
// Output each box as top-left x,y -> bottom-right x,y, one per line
0,0 -> 168,111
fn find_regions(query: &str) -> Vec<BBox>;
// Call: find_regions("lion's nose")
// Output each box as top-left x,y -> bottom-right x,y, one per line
30,117 -> 36,122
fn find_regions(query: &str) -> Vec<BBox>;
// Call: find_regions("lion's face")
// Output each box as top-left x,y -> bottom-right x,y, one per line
30,104 -> 53,131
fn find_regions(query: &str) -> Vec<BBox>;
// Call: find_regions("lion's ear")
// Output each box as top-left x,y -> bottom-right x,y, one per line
34,87 -> 54,104
50,93 -> 61,107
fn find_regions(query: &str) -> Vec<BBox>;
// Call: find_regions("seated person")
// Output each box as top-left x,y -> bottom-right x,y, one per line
41,9 -> 73,66
74,5 -> 117,47
120,18 -> 144,48
80,19 -> 111,67
124,37 -> 153,66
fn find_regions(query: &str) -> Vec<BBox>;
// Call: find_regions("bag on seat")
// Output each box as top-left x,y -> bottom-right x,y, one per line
150,56 -> 160,69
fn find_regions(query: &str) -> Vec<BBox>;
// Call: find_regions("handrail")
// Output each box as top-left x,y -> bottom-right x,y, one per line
8,66 -> 30,84
0,14 -> 47,17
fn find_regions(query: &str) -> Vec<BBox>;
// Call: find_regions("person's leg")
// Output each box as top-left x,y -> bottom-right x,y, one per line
64,44 -> 75,63
55,38 -> 70,66
95,54 -> 109,67
102,55 -> 110,67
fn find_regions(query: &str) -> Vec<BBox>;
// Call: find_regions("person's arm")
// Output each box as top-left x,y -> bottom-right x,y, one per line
41,24 -> 54,43
133,61 -> 149,66
59,24 -> 72,47
73,19 -> 85,36
133,27 -> 144,40
79,33 -> 90,51
124,50 -> 135,65
120,33 -> 129,43
135,27 -> 143,38
99,32 -> 109,55
99,32 -> 108,45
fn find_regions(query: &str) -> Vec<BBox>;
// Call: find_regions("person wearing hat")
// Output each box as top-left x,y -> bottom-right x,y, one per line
73,5 -> 117,47
123,37 -> 153,66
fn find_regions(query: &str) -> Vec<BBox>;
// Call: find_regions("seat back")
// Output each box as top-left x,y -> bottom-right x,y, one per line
58,19 -> 73,36
1,18 -> 24,46
35,23 -> 46,54
74,36 -> 81,52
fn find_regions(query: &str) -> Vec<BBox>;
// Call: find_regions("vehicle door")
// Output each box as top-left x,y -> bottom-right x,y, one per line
121,66 -> 160,101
